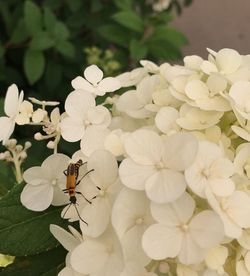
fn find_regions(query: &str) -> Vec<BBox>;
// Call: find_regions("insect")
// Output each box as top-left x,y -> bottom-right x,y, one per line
62,159 -> 93,225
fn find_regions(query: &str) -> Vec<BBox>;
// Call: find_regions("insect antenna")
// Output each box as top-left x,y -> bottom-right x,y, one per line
76,168 -> 94,186
74,204 -> 88,225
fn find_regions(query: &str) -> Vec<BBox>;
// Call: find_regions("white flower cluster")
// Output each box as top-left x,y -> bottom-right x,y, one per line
3,49 -> 250,275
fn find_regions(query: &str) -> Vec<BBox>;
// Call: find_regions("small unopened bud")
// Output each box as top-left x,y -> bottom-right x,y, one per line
5,139 -> 17,149
20,151 -> 27,160
16,145 -> 23,153
47,141 -> 55,149
0,152 -> 6,160
34,132 -> 43,140
24,141 -> 32,149
159,262 -> 170,273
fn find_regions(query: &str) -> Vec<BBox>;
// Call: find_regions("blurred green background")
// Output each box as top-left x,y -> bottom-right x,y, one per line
0,0 -> 191,101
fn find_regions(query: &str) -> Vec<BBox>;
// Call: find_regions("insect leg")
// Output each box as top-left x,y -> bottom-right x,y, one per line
62,203 -> 72,219
76,169 -> 94,186
76,191 -> 92,204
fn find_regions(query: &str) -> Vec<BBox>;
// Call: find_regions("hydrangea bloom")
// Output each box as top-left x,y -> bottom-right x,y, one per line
12,48 -> 250,275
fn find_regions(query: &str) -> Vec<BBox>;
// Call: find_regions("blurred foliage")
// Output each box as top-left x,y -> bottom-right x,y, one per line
0,0 -> 192,101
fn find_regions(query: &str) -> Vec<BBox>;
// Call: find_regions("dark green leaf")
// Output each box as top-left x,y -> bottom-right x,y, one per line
55,40 -> 75,58
98,25 -> 129,47
53,22 -> 70,41
44,7 -> 57,30
0,162 -> 16,198
112,11 -> 144,33
45,61 -> 63,90
10,19 -> 29,44
30,31 -> 55,50
65,0 -> 83,12
0,246 -> 66,276
113,0 -> 133,10
149,42 -> 182,60
149,26 -> 188,47
24,1 -> 42,35
129,39 -> 148,61
0,43 -> 5,58
0,184 -> 68,256
24,50 -> 45,84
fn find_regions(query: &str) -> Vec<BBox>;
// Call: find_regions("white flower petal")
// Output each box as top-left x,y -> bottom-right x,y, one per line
70,240 -> 108,274
50,224 -> 79,251
142,224 -> 182,260
178,233 -> 205,265
226,191 -> 250,228
80,197 -> 110,237
20,183 -> 53,211
209,178 -> 235,197
98,77 -> 121,94
87,150 -> 118,187
0,117 -> 15,144
23,166 -> 47,185
163,133 -> 198,171
80,126 -> 110,156
60,117 -> 85,142
119,158 -> 155,190
151,192 -> 195,225
84,65 -> 103,85
71,76 -> 95,92
189,210 -> 224,248
124,129 -> 163,165
145,169 -> 186,203
65,90 -> 95,119
216,48 -> 242,74
4,84 -> 19,118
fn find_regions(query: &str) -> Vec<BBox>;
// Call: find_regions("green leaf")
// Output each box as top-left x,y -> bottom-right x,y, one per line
98,25 -> 129,47
129,39 -> 148,61
44,7 -> 57,30
113,0 -> 133,10
55,40 -> 75,58
0,162 -> 16,198
53,22 -> 70,41
24,49 -> 45,84
24,1 -> 42,35
149,26 -> 188,47
112,11 -> 144,33
45,61 -> 63,90
0,43 -> 5,58
0,246 -> 66,276
10,19 -> 29,44
65,0 -> 83,12
149,42 -> 182,60
30,31 -> 55,50
0,184 -> 68,256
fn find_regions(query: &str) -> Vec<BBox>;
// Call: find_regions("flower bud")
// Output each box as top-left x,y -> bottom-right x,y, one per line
47,141 -> 55,149
34,132 -> 43,140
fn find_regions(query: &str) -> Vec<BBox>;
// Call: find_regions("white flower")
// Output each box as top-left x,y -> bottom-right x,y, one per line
155,106 -> 181,135
70,228 -> 124,276
201,48 -> 242,75
80,150 -> 122,237
229,81 -> 250,120
184,77 -> 230,111
0,84 -> 24,144
60,90 -> 111,142
15,100 -> 33,125
116,67 -> 147,87
20,154 -> 70,211
121,261 -> 157,276
236,250 -> 250,276
176,104 -> 223,130
206,189 -> 250,238
184,55 -> 203,71
142,192 -> 224,265
116,75 -> 160,119
112,188 -> 153,266
119,129 -> 198,203
50,224 -> 86,276
185,141 -> 235,198
71,65 -> 121,96
205,245 -> 228,274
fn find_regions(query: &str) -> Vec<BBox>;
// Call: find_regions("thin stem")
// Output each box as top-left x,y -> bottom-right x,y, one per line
12,151 -> 23,184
